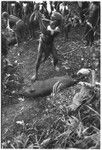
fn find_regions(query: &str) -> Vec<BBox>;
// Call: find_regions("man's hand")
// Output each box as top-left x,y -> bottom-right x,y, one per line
47,25 -> 60,35
55,27 -> 60,32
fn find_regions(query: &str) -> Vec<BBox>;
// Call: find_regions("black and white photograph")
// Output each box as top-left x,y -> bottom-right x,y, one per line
1,1 -> 100,149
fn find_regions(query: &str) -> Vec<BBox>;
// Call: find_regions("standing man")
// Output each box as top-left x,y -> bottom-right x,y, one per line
31,12 -> 63,81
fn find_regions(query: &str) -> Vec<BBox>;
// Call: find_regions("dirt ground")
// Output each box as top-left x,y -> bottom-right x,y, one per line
1,25 -> 100,147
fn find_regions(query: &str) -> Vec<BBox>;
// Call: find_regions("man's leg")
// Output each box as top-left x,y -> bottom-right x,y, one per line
31,41 -> 43,81
84,24 -> 90,46
90,29 -> 94,46
41,47 -> 51,63
51,46 -> 59,71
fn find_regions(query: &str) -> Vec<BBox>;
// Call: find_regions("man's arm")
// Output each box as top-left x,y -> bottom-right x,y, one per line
47,26 -> 60,35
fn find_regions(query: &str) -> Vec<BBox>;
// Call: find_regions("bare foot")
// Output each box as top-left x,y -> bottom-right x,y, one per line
15,43 -> 18,47
5,58 -> 13,67
55,66 -> 60,72
31,74 -> 37,82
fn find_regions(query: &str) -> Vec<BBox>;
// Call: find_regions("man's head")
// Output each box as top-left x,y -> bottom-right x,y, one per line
50,11 -> 63,29
2,12 -> 9,20
50,20 -> 58,29
1,12 -> 9,29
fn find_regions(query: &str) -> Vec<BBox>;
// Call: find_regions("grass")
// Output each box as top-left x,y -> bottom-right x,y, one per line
1,24 -> 100,148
